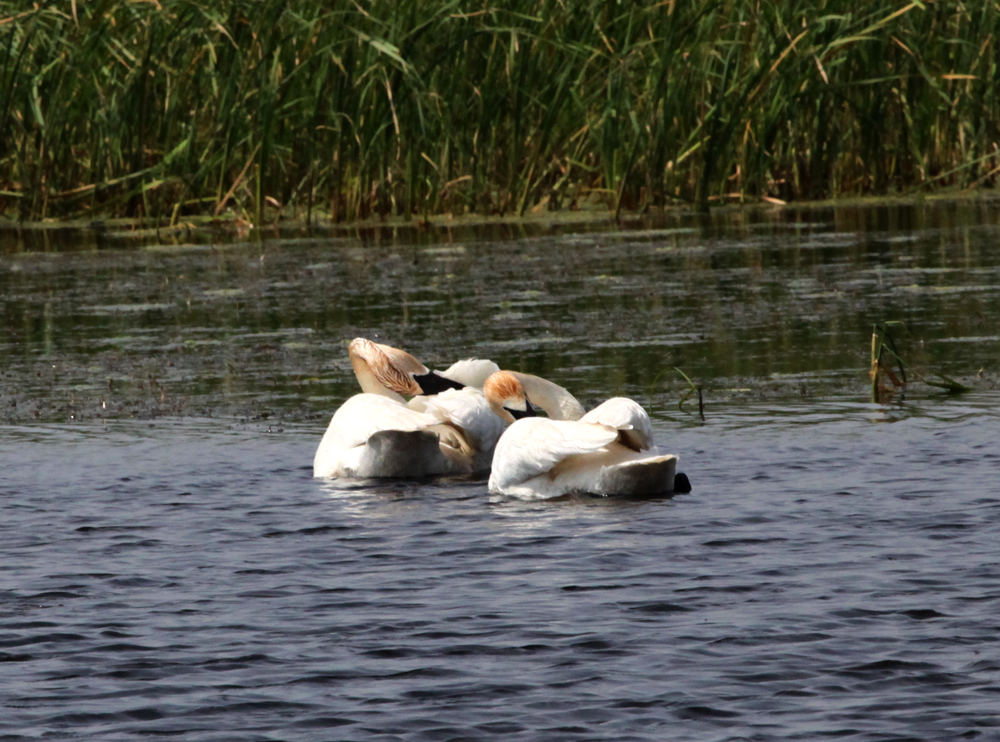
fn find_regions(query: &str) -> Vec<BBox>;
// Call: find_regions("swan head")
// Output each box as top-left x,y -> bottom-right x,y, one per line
348,338 -> 465,398
483,370 -> 537,424
349,338 -> 426,398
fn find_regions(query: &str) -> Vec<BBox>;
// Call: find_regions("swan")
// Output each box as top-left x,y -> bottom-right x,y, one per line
312,339 -> 504,479
483,371 -> 688,498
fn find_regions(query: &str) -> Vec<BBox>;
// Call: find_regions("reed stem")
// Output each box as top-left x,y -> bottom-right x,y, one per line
2,1 -> 998,222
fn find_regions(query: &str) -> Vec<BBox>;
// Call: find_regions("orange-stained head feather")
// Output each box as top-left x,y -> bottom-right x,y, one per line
483,370 -> 526,423
349,338 -> 427,396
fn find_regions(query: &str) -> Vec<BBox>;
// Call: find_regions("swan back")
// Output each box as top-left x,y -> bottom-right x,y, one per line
580,397 -> 653,451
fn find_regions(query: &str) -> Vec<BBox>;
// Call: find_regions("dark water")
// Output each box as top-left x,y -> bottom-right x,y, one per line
2,202 -> 1000,740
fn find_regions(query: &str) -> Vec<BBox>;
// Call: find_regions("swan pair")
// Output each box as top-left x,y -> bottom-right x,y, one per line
313,339 -> 688,497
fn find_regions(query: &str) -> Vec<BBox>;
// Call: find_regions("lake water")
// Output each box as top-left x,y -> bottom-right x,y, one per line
2,201 -> 1000,740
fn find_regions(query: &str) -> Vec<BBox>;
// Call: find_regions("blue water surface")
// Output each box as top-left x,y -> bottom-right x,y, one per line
3,395 -> 999,741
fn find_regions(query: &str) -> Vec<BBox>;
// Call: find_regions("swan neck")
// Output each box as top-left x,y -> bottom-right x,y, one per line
513,372 -> 584,421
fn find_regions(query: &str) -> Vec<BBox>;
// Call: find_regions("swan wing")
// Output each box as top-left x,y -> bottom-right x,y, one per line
580,397 -> 653,451
313,394 -> 436,476
489,418 -> 618,491
422,388 -> 505,453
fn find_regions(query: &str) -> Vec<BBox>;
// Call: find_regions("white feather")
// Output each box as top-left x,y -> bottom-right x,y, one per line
438,358 -> 501,388
422,388 -> 505,453
314,390 -> 502,479
580,397 -> 652,451
488,399 -> 678,498
316,341 -> 506,479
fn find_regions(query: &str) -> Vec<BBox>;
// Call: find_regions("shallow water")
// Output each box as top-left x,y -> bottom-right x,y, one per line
2,201 -> 1000,740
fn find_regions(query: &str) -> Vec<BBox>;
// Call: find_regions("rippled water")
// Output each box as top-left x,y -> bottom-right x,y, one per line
3,202 -> 1000,739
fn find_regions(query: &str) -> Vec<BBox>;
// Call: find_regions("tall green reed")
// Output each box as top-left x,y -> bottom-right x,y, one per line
1,0 -> 997,222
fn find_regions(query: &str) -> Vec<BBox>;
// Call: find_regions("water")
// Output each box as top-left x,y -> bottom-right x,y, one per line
2,202 -> 1000,740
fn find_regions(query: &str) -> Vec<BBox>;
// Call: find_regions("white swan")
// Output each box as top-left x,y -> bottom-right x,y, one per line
483,371 -> 683,498
313,339 -> 504,479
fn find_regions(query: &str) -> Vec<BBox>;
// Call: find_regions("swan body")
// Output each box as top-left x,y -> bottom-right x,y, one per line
484,372 -> 681,498
313,388 -> 504,478
313,339 -> 504,479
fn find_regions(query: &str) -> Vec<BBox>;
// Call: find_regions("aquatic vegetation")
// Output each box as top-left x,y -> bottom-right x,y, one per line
871,322 -> 908,403
674,367 -> 705,421
2,1 -> 997,222
871,321 -> 973,403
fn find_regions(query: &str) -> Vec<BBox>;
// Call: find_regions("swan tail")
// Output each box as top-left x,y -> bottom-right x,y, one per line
360,429 -> 464,478
595,454 -> 678,496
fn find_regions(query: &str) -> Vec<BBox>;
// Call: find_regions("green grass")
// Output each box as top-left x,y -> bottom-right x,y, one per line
2,0 -> 999,223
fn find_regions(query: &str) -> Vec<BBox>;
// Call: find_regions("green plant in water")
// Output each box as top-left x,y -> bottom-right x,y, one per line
870,321 -> 973,403
674,367 -> 704,421
647,365 -> 703,420
870,321 -> 908,403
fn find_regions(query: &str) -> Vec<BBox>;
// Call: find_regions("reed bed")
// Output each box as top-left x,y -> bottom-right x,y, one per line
2,0 -> 998,223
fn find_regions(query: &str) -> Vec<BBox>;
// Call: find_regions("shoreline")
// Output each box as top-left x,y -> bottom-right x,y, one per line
3,190 -> 1000,247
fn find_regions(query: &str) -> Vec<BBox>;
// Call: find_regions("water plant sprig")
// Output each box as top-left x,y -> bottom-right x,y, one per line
870,321 -> 973,403
674,367 -> 705,421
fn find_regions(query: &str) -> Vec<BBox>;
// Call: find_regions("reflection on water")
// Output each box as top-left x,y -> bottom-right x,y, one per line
2,200 -> 999,424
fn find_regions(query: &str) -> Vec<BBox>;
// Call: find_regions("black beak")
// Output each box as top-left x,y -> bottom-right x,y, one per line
413,371 -> 466,395
506,400 -> 536,420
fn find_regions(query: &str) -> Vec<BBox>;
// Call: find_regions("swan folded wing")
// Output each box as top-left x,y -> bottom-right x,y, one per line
580,397 -> 652,451
424,422 -> 475,458
421,388 -> 505,452
491,418 -> 619,489
327,394 -> 437,451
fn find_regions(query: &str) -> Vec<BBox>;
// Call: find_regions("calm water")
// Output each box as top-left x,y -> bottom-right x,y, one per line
2,202 -> 1000,740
